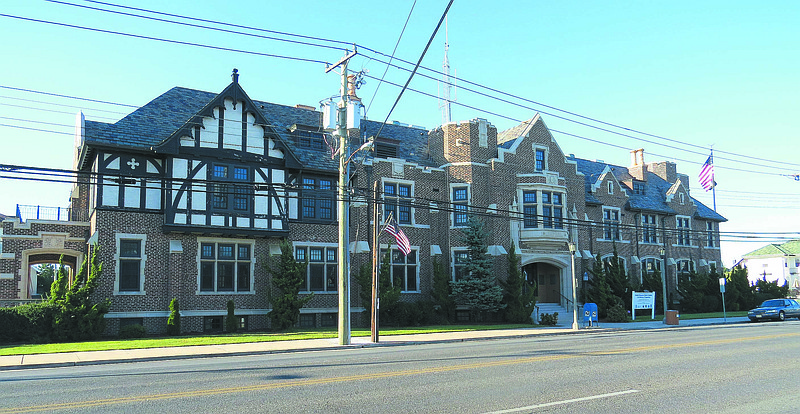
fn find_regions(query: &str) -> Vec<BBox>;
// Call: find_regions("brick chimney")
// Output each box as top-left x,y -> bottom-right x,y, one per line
629,148 -> 647,181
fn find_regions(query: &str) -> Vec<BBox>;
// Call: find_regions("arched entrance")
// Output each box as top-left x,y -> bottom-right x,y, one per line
523,262 -> 562,304
22,251 -> 80,299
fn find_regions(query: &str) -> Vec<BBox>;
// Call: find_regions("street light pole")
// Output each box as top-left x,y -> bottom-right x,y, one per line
569,242 -> 578,330
660,247 -> 668,323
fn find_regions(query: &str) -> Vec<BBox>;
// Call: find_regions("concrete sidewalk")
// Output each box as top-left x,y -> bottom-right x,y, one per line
0,317 -> 749,371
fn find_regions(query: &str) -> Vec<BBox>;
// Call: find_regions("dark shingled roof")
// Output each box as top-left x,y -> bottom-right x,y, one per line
568,155 -> 726,221
83,86 -> 433,173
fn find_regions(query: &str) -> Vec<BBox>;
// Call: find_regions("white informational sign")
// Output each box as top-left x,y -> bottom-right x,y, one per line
632,291 -> 656,320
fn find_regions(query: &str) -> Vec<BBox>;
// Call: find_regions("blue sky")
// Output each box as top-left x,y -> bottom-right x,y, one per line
1,0 -> 798,266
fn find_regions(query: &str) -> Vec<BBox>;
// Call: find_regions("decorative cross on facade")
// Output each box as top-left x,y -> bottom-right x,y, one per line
127,158 -> 140,170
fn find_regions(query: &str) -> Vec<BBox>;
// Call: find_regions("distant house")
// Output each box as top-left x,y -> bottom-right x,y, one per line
0,70 -> 726,334
741,240 -> 800,289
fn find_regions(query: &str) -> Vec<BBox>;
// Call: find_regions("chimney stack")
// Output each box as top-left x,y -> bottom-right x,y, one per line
629,148 -> 647,181
231,68 -> 239,84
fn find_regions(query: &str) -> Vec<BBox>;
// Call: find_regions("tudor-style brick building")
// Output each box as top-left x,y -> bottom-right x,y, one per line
0,71 -> 726,333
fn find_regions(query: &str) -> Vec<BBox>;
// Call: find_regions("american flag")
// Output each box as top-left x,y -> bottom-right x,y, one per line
386,216 -> 411,256
698,155 -> 714,191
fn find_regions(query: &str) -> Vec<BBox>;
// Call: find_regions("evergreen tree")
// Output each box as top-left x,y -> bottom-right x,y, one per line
166,298 -> 181,335
499,243 -> 536,323
430,257 -> 454,323
49,247 -> 110,342
265,240 -> 312,331
641,269 -> 664,315
354,251 -> 401,325
449,216 -> 505,321
604,245 -> 634,309
725,265 -> 753,311
586,255 -> 612,318
225,300 -> 238,333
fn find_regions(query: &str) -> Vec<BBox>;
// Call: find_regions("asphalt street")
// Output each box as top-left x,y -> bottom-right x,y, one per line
0,319 -> 796,413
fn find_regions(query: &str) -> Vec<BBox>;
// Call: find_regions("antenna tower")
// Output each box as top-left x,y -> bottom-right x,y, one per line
439,17 -> 455,124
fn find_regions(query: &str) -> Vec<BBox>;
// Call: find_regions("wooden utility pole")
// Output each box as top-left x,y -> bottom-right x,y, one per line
326,48 -> 356,345
371,180 -> 380,342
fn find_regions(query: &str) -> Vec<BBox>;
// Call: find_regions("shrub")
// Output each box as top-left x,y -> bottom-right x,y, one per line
119,324 -> 147,339
166,298 -> 181,336
539,312 -> 558,326
225,300 -> 238,333
607,304 -> 629,322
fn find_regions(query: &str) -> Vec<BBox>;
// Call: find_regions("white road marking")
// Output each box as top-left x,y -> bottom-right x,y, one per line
483,389 -> 641,413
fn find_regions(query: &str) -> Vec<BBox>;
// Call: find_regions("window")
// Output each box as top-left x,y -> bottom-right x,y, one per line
542,191 -> 563,229
632,181 -> 645,195
116,234 -> 146,293
706,222 -> 716,247
384,182 -> 412,224
294,129 -> 325,149
301,177 -> 335,221
607,181 -> 614,194
603,208 -> 621,241
602,255 -> 626,271
522,189 -> 564,230
453,250 -> 469,281
296,245 -> 337,292
382,248 -> 419,292
676,216 -> 691,246
199,241 -> 252,292
452,186 -> 469,227
522,190 -> 537,228
679,193 -> 685,205
677,259 -> 694,276
535,149 -> 546,171
204,316 -> 223,332
642,214 -> 658,244
641,257 -> 662,276
210,164 -> 249,212
119,239 -> 142,292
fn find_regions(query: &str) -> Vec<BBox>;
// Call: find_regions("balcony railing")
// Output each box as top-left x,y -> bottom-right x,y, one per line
15,204 -> 88,223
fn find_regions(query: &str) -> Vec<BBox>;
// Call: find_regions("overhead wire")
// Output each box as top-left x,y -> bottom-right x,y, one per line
34,0 -> 800,170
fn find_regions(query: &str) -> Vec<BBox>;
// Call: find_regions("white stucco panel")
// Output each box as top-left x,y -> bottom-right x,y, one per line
173,158 -> 188,179
199,112 -> 218,148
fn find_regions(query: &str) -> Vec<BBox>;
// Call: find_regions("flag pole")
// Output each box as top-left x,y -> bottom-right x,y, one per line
711,148 -> 717,212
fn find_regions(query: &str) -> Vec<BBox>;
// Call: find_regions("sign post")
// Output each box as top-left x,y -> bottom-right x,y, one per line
719,277 -> 727,323
632,291 -> 656,320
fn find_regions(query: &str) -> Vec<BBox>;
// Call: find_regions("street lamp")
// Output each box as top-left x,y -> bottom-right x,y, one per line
568,242 -> 578,330
659,247 -> 668,323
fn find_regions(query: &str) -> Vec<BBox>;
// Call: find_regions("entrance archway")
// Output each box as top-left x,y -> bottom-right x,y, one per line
22,251 -> 80,299
523,262 -> 561,304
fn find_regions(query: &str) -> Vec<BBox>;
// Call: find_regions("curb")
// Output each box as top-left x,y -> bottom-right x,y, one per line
0,320 -> 750,371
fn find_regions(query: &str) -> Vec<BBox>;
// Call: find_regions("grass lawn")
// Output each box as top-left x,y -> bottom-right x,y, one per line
0,324 -> 536,356
627,310 -> 748,322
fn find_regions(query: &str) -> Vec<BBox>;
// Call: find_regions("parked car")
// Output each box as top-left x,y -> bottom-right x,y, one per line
748,299 -> 800,322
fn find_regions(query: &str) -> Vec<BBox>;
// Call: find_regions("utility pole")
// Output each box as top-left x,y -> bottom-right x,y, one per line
326,48 -> 357,345
371,180 -> 380,342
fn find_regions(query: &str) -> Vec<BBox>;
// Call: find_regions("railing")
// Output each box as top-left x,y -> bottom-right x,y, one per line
553,289 -> 573,308
15,204 -> 87,223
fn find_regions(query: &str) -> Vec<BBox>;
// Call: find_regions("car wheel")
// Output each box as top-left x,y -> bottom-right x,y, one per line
749,318 -> 757,323
778,311 -> 785,321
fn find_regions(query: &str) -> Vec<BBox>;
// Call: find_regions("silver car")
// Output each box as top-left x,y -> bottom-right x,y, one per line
748,298 -> 800,322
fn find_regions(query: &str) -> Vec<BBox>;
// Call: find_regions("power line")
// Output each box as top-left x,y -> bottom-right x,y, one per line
27,1 -> 800,170
0,14 -> 332,66
45,0 -> 349,53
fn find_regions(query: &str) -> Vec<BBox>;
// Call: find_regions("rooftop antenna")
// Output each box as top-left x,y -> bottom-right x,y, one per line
439,16 -> 456,124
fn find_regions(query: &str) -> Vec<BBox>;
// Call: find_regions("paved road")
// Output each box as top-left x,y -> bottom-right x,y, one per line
0,319 -> 796,413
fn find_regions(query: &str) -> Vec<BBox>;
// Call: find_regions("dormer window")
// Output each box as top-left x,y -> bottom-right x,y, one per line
632,181 -> 645,195
375,142 -> 398,158
289,124 -> 325,150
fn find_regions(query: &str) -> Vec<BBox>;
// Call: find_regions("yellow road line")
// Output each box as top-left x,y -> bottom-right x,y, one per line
2,332 -> 797,413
